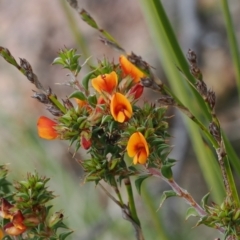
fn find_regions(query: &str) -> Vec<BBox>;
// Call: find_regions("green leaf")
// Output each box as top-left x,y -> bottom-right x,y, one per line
68,91 -> 86,101
201,192 -> 210,210
109,158 -> 120,170
135,175 -> 150,195
87,95 -> 97,107
48,95 -> 66,114
161,165 -> 173,179
59,231 -> 74,240
15,192 -> 29,200
157,190 -> 177,210
52,57 -> 65,66
101,115 -> 112,125
185,207 -> 200,220
82,70 -> 95,92
3,236 -> 12,240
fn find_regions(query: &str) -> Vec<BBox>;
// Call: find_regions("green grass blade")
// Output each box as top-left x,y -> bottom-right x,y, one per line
220,0 -> 240,100
139,0 -> 225,201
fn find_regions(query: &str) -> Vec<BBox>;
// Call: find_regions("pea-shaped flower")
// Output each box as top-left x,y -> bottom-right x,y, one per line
119,55 -> 145,83
4,211 -> 27,236
127,132 -> 149,164
110,92 -> 132,123
37,116 -> 58,140
91,71 -> 118,94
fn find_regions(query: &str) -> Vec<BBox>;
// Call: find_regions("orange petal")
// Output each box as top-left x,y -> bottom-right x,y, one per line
75,98 -> 87,107
75,98 -> 92,113
12,210 -> 26,230
137,150 -> 148,164
37,116 -> 58,140
0,228 -> 4,239
127,132 -> 142,157
91,71 -> 118,94
110,93 -> 132,123
4,222 -> 26,236
138,132 -> 149,156
119,55 -> 145,83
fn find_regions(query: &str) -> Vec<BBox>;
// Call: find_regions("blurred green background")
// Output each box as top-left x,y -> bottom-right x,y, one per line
0,0 -> 240,239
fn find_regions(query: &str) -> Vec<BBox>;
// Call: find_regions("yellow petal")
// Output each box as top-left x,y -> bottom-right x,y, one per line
137,150 -> 148,164
116,111 -> 125,123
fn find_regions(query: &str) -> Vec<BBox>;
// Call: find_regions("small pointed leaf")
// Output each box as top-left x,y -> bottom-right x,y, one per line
135,175 -> 150,195
201,192 -> 210,209
68,91 -> 86,101
157,190 -> 177,211
185,207 -> 200,220
82,71 -> 93,92
59,231 -> 74,240
161,165 -> 173,179
88,95 -> 97,107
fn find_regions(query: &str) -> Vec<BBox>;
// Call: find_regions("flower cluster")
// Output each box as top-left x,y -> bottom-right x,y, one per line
35,50 -> 171,185
0,169 -> 71,239
0,198 -> 27,236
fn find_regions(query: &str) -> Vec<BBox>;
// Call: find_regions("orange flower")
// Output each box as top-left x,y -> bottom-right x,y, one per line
127,132 -> 149,164
119,55 -> 145,83
37,116 -> 58,140
4,211 -> 27,236
0,228 -> 4,239
4,222 -> 26,236
12,211 -> 26,231
75,98 -> 91,113
0,198 -> 14,220
75,98 -> 88,108
110,93 -> 132,123
91,71 -> 118,94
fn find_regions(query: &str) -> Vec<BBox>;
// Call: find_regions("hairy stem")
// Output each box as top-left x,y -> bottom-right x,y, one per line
148,168 -> 225,233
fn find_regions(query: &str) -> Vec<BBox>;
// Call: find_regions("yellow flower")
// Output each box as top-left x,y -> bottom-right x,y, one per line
119,55 -> 145,83
37,116 -> 58,140
91,71 -> 118,94
127,132 -> 149,164
110,93 -> 132,123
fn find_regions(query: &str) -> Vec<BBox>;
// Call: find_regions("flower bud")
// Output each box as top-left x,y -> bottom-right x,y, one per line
48,212 -> 64,228
81,135 -> 91,150
129,83 -> 144,99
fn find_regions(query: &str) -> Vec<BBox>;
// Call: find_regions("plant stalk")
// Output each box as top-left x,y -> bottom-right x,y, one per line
124,177 -> 141,226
